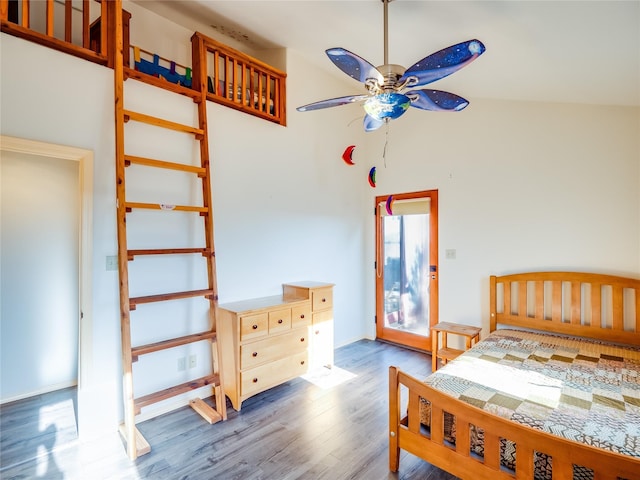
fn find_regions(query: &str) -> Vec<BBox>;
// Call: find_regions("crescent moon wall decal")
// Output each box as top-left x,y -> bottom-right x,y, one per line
342,145 -> 356,165
368,167 -> 376,188
386,195 -> 394,215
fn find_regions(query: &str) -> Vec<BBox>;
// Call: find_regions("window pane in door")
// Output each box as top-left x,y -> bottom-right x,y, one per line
383,213 -> 430,336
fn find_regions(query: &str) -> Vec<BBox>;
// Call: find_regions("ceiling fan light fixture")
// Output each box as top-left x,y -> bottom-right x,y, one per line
364,93 -> 410,121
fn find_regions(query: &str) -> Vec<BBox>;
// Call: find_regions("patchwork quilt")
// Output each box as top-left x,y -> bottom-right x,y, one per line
420,329 -> 640,479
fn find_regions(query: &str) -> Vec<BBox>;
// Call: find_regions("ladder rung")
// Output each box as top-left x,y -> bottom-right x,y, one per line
123,110 -> 204,137
125,202 -> 208,213
131,331 -> 217,359
125,155 -> 206,176
133,374 -> 220,414
130,289 -> 214,309
128,248 -> 210,259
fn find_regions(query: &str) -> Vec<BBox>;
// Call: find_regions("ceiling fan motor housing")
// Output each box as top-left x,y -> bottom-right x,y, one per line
375,64 -> 405,93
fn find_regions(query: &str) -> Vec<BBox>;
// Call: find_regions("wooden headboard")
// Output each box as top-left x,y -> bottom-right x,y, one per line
490,271 -> 640,346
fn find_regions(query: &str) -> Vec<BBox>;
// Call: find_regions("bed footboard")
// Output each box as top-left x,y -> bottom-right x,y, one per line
389,366 -> 640,480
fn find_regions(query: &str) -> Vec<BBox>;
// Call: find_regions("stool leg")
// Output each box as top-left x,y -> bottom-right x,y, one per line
431,331 -> 438,371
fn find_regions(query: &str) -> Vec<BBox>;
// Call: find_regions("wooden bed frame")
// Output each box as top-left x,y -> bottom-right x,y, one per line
389,271 -> 640,480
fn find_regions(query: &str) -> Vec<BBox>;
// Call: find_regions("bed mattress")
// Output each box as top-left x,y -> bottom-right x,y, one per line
420,329 -> 640,479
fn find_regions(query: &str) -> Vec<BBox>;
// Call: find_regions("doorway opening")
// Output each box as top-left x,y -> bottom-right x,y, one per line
375,190 -> 438,351
0,136 -> 93,440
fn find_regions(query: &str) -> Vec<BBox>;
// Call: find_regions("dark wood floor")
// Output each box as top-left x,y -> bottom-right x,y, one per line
1,339 -> 459,479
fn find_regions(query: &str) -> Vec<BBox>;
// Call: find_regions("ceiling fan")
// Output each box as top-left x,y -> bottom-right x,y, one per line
296,0 -> 486,132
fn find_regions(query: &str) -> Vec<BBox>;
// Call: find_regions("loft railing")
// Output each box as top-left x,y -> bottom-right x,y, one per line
0,0 -> 114,65
192,32 -> 287,126
124,44 -> 201,101
1,2 -> 287,126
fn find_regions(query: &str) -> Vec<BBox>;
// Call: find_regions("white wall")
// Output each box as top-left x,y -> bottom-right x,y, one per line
0,20 -> 368,432
0,35 -> 121,438
361,99 -> 640,338
1,1 -> 639,436
0,151 -> 79,400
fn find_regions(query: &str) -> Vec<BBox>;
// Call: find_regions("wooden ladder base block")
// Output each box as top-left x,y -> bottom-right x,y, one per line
118,423 -> 151,458
190,398 -> 223,424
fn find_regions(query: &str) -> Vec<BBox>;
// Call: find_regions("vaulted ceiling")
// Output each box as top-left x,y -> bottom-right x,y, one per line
134,1 -> 640,107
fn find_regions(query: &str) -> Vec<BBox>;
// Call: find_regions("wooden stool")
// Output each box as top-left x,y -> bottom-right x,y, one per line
431,322 -> 481,371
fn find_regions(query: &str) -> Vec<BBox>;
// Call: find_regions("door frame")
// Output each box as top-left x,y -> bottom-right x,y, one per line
375,189 -> 438,352
0,135 -> 93,435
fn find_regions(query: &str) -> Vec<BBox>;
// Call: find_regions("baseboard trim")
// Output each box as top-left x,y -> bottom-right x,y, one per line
1,380 -> 78,405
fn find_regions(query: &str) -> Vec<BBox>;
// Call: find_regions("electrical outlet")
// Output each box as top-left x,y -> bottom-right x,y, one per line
177,357 -> 186,371
106,255 -> 118,271
189,354 -> 197,368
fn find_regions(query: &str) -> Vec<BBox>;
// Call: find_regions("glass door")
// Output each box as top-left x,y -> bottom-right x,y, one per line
375,190 -> 438,351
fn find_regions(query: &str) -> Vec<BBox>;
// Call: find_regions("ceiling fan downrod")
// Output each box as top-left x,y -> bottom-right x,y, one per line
379,0 -> 404,92
383,0 -> 391,66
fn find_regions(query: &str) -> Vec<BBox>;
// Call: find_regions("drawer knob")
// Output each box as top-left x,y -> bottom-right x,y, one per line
300,314 -> 305,319
252,324 -> 258,330
252,352 -> 258,357
300,360 -> 305,365
300,337 -> 305,342
278,319 -> 283,324
253,378 -> 258,383
322,298 -> 326,302
315,330 -> 320,335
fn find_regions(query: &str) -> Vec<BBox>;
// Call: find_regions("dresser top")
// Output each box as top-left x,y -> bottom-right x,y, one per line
217,294 -> 309,314
283,281 -> 334,289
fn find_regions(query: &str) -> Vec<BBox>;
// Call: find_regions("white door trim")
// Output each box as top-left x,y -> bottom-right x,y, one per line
0,135 -> 93,436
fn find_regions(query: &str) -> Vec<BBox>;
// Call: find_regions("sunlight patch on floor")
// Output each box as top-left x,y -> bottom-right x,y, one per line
301,366 -> 357,390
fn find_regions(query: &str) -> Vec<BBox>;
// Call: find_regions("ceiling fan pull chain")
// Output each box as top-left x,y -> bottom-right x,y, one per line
347,116 -> 362,127
383,122 -> 389,168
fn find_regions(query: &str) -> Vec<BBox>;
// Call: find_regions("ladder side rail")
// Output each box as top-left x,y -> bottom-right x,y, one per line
192,31 -> 226,420
112,0 -> 139,461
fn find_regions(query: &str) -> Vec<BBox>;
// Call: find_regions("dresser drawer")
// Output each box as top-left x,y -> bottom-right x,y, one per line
312,287 -> 333,311
291,304 -> 311,329
240,328 -> 308,369
268,308 -> 291,334
241,350 -> 309,397
240,313 -> 268,341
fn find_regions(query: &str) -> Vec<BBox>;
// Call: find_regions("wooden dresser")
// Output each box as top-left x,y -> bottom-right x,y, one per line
217,281 -> 334,410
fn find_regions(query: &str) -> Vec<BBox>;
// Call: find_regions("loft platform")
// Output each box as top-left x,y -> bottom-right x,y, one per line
0,1 -> 287,126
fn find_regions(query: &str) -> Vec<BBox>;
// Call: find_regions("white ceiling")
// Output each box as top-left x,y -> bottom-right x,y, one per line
133,1 -> 640,107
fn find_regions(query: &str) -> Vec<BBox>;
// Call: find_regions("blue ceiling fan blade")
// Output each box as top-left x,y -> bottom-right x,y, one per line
363,114 -> 386,132
297,94 -> 371,112
407,89 -> 469,111
326,48 -> 384,84
398,39 -> 485,89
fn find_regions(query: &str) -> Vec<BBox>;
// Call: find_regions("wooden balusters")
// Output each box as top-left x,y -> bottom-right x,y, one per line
192,31 -> 287,126
0,0 -> 110,64
21,0 -> 29,27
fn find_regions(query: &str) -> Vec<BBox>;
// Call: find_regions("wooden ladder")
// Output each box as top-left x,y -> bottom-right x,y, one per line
112,1 -> 226,460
